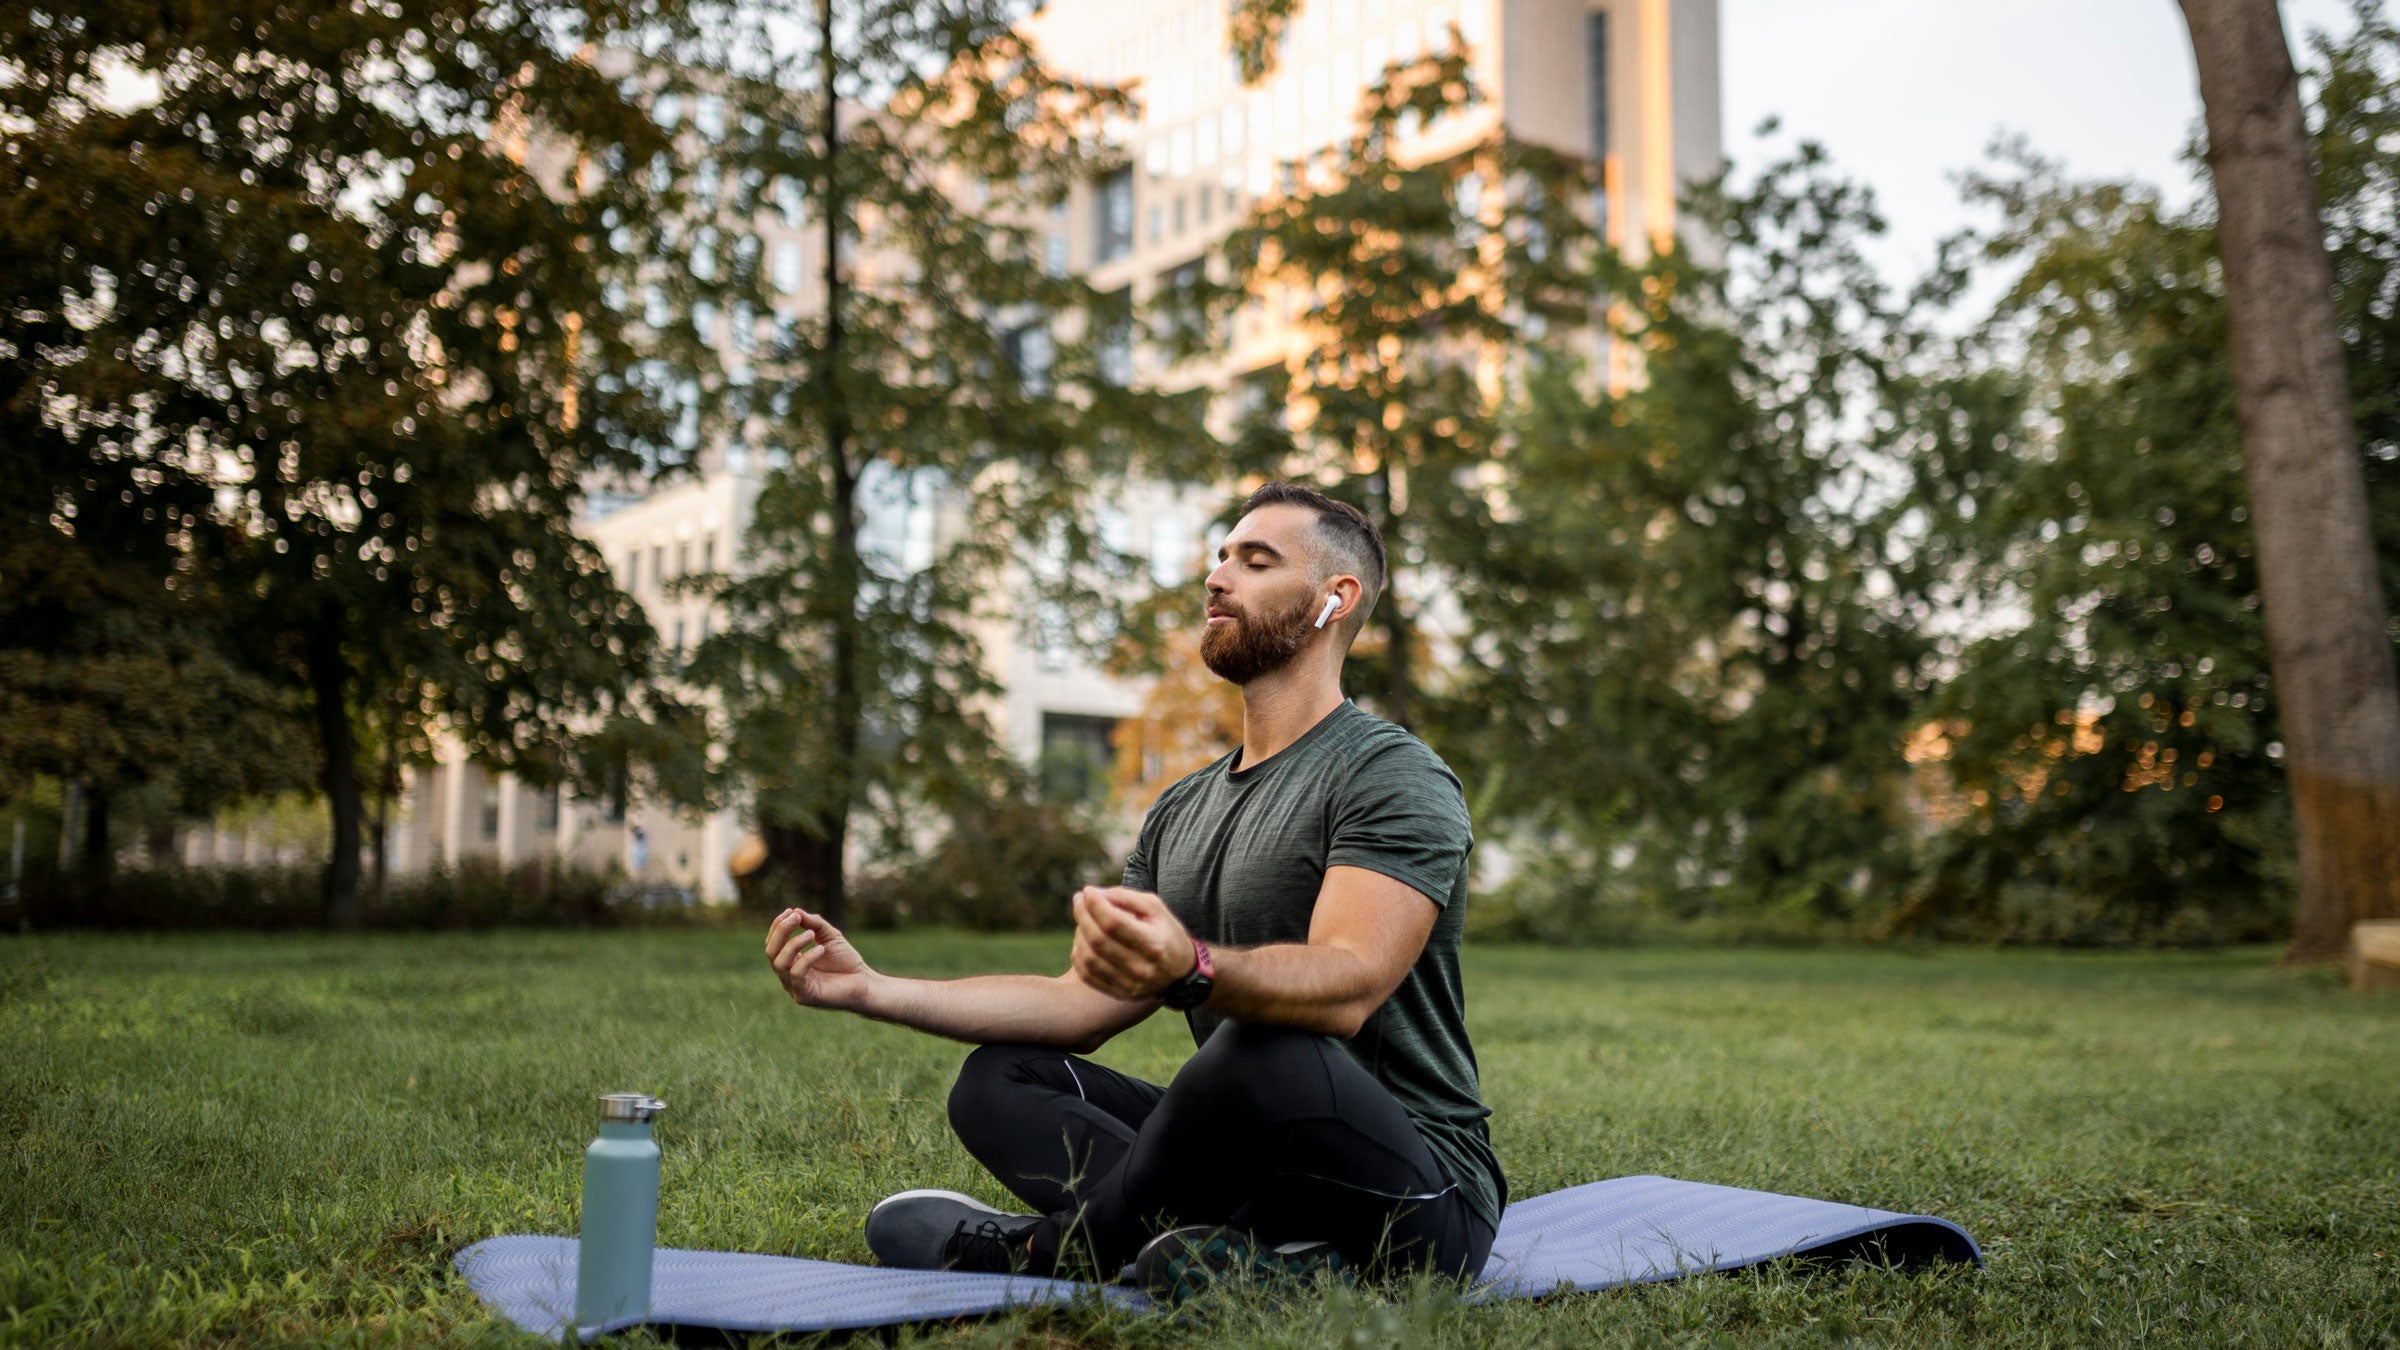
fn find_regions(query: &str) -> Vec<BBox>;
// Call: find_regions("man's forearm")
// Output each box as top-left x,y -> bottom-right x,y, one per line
1201,943 -> 1386,1039
850,970 -> 1149,1052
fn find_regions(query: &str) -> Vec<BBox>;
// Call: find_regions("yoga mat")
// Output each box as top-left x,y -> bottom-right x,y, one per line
454,1175 -> 1980,1340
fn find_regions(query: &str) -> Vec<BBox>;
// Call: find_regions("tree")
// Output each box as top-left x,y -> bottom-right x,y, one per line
2179,0 -> 2400,960
676,0 -> 1202,919
1452,143 -> 1946,928
4,0 -> 691,923
1194,38 -> 1597,730
1909,153 -> 2293,943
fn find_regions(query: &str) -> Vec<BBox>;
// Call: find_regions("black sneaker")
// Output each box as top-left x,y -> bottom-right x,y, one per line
864,1189 -> 1046,1273
1132,1225 -> 1344,1302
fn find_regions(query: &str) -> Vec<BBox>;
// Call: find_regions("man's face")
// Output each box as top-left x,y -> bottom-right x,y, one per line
1201,505 -> 1324,685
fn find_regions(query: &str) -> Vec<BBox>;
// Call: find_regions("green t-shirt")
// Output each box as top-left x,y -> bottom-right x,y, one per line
1122,700 -> 1506,1229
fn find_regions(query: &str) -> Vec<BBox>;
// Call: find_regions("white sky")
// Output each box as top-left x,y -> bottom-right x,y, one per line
1718,0 -> 2369,283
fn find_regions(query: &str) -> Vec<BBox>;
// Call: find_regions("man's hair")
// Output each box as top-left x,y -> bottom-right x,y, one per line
1239,481 -> 1387,636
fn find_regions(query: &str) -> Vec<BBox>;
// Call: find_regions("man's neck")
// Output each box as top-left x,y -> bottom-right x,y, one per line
1234,660 -> 1347,771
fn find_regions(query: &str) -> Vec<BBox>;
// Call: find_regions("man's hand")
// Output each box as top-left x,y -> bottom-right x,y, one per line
765,908 -> 876,1012
1070,886 -> 1192,1001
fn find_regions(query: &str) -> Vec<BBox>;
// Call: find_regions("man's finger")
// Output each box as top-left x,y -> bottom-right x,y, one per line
771,929 -> 819,975
765,907 -> 805,954
1085,894 -> 1153,941
1078,933 -> 1144,992
783,943 -> 825,995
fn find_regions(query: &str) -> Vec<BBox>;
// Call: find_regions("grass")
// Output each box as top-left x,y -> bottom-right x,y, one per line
2,929 -> 2396,1347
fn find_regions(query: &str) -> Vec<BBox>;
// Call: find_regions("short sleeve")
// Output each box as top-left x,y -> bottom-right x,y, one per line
1122,809 -> 1160,891
1324,741 -> 1473,907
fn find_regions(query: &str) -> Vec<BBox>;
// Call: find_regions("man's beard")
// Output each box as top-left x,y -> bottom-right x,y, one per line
1201,590 -> 1319,685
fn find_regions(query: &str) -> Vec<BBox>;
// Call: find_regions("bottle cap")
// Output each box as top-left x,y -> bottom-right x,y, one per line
598,1092 -> 667,1124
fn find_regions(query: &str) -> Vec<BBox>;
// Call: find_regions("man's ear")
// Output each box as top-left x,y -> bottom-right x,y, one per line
1325,574 -> 1366,635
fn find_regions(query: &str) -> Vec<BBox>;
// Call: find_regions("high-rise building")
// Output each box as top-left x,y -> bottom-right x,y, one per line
296,0 -> 1720,902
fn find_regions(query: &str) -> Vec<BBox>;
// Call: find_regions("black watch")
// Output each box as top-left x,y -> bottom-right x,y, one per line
1159,938 -> 1215,1011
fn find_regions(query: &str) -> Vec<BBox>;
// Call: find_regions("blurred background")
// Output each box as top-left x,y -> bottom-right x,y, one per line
6,0 -> 2395,957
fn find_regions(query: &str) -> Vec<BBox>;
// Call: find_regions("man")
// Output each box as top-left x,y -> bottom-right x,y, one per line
762,482 -> 1502,1294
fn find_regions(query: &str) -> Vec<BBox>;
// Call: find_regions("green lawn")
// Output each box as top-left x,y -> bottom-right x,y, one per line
2,930 -> 2395,1347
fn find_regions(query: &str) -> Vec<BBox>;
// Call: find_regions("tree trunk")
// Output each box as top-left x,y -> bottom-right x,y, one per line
1371,471 -> 1414,731
305,600 -> 365,929
371,698 -> 399,894
753,0 -> 858,923
79,786 -> 112,881
2179,0 -> 2400,962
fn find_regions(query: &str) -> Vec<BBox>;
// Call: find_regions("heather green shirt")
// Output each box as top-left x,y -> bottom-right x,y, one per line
1122,700 -> 1505,1229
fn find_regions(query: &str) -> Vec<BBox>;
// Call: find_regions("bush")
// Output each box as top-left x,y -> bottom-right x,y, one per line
8,857 -> 712,932
852,790 -> 1110,932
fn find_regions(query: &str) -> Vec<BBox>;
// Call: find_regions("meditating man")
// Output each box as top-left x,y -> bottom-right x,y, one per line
761,481 -> 1502,1293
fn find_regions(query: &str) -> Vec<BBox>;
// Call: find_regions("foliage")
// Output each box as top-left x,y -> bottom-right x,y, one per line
1902,10 -> 2400,945
2,931 -> 2394,1344
1446,144 -> 1945,931
1190,40 -> 1598,731
850,775 -> 1110,932
6,857 -> 712,931
2,0 -> 694,920
671,0 -> 1205,919
1109,625 -> 1248,814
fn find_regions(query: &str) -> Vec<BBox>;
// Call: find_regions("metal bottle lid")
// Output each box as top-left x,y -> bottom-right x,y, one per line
597,1092 -> 667,1124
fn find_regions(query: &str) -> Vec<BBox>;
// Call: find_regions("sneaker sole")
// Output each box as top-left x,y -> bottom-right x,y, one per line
865,1188 -> 1010,1225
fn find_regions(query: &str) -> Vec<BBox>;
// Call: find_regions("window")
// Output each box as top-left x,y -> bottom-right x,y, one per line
1148,203 -> 1163,244
1149,513 -> 1192,586
624,553 -> 638,589
772,240 -> 803,293
1172,194 -> 1186,236
1223,102 -> 1245,156
1196,113 -> 1218,168
479,773 -> 501,839
673,618 -> 685,652
775,175 -> 804,225
691,299 -> 716,341
690,225 -> 718,281
536,785 -> 560,832
1169,126 -> 1192,177
1003,323 -> 1055,395
677,541 -> 690,576
1095,168 -> 1134,262
702,537 -> 715,572
1038,712 -> 1119,806
651,546 -> 665,585
731,300 -> 756,354
1097,288 -> 1134,386
1044,231 -> 1069,276
696,94 -> 726,140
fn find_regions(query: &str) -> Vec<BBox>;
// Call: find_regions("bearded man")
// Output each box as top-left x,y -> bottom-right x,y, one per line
762,481 -> 1501,1295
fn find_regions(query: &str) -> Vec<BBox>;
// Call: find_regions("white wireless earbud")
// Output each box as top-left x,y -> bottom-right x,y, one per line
1314,594 -> 1341,629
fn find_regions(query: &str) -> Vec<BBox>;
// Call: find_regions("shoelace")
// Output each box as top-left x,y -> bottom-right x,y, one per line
942,1218 -> 1028,1273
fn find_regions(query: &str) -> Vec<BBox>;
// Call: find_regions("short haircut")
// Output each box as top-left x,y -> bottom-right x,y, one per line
1238,481 -> 1387,635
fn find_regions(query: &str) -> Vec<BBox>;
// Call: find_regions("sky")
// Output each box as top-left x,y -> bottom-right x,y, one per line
1717,0 -> 2370,283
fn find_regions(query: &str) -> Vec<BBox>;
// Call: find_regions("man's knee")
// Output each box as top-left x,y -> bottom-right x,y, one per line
947,1042 -> 1044,1142
1176,1020 -> 1326,1105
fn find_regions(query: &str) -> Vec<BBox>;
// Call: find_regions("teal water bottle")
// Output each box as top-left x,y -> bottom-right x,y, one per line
577,1092 -> 667,1328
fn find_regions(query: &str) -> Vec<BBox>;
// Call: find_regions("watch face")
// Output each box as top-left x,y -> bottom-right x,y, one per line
1163,973 -> 1213,1011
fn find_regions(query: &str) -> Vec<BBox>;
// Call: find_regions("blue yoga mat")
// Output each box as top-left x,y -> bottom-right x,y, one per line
454,1175 -> 1980,1340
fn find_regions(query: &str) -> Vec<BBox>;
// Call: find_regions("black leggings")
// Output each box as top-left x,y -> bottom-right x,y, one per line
945,1021 -> 1494,1282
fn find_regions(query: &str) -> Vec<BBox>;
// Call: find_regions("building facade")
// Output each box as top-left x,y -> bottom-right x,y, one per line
217,0 -> 1720,902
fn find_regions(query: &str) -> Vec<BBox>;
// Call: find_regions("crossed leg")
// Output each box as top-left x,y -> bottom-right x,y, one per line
945,1021 -> 1493,1281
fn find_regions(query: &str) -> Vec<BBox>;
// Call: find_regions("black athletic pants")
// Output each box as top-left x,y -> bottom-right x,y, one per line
946,1020 -> 1495,1282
